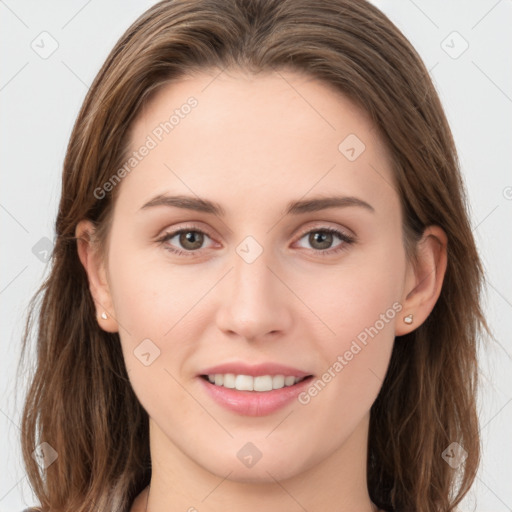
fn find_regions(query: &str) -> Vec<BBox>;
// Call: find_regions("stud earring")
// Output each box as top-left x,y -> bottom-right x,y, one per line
100,312 -> 108,320
403,314 -> 413,324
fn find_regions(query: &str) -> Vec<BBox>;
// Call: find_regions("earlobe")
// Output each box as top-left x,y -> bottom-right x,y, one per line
75,219 -> 119,333
395,225 -> 448,336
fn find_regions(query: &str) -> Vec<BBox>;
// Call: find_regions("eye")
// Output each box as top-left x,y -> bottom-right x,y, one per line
294,227 -> 355,256
157,225 -> 356,257
157,226 -> 215,256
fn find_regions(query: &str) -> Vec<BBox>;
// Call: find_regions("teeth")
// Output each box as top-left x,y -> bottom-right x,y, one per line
206,373 -> 305,392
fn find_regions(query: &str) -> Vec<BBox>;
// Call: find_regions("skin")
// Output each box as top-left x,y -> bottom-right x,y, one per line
76,69 -> 447,512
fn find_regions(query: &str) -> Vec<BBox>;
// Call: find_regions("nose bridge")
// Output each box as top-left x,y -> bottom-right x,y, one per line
216,234 -> 291,339
232,237 -> 278,311
234,243 -> 273,298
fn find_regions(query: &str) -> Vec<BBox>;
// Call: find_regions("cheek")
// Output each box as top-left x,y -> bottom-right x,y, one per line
305,245 -> 404,343
106,244 -> 215,394
109,227 -> 405,351
107,250 -> 201,414
299,242 -> 404,398
107,241 -> 199,337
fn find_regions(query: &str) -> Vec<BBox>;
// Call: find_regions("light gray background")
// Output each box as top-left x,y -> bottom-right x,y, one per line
1,1 -> 511,510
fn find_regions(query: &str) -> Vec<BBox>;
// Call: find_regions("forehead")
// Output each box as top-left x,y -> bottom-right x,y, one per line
132,69 -> 379,147
119,69 -> 396,217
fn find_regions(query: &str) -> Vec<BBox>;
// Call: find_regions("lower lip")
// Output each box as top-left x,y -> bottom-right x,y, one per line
198,376 -> 314,416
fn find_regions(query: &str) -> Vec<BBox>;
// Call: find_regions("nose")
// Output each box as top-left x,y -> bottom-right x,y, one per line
215,247 -> 293,342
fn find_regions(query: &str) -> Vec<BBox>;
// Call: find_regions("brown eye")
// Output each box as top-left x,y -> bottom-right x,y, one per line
177,230 -> 205,251
308,231 -> 334,250
158,227 -> 214,256
295,227 -> 355,256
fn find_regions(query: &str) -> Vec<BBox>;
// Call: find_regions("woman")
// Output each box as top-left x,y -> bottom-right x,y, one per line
18,0 -> 489,511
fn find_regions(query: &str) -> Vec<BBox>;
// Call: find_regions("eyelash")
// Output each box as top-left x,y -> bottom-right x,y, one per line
156,224 -> 356,258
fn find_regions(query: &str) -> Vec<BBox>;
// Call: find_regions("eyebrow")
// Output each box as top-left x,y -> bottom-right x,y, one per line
139,194 -> 375,216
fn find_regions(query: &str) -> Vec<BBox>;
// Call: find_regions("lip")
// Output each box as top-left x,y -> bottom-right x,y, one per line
197,365 -> 313,416
198,375 -> 314,416
199,362 -> 311,378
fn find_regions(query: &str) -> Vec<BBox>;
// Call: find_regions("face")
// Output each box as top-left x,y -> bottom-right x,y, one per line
89,69 -> 413,483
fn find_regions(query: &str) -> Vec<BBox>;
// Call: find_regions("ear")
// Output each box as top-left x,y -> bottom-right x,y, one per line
75,219 -> 119,333
395,225 -> 448,336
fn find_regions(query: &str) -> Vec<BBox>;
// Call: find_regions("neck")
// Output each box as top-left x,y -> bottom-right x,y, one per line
133,412 -> 378,512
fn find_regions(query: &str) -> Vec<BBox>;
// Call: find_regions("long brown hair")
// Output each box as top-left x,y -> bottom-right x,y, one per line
17,1 -> 491,511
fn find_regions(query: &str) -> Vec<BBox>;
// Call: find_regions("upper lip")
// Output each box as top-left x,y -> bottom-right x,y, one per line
199,362 -> 312,378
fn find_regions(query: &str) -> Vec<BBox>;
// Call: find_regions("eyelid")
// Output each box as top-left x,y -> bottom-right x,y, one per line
155,221 -> 215,240
293,221 -> 355,241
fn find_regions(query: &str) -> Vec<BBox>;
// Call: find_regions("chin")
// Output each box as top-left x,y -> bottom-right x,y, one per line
198,451 -> 311,484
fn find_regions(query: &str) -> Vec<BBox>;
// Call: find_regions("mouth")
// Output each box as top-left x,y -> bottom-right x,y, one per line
199,373 -> 314,392
197,369 -> 315,416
